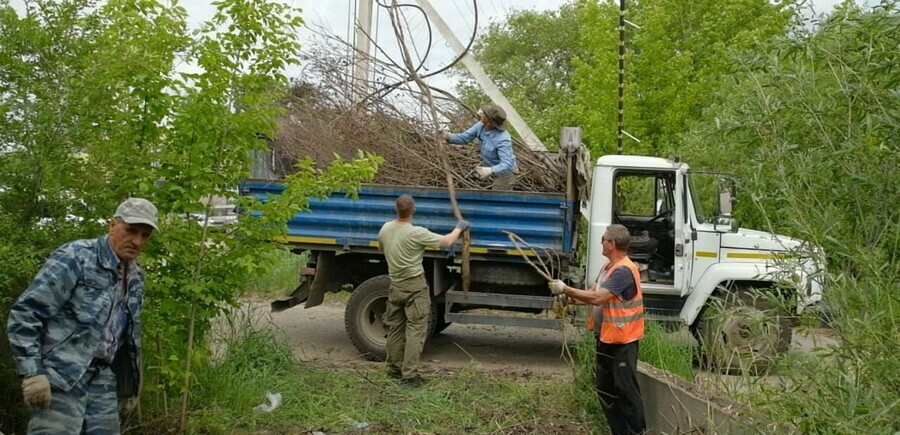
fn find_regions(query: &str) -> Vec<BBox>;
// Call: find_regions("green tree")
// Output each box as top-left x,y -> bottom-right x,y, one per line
0,0 -> 381,430
572,0 -> 796,155
454,0 -> 795,157
680,4 -> 899,432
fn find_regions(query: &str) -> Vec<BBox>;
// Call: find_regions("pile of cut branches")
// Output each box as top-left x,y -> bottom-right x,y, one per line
268,34 -> 564,193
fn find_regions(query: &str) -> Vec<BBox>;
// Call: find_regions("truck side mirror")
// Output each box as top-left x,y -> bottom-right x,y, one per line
719,189 -> 733,215
717,178 -> 739,232
718,178 -> 735,216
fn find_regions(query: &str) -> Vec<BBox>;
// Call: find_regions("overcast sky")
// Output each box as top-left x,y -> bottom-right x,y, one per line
9,0 -> 866,95
175,0 -> 856,93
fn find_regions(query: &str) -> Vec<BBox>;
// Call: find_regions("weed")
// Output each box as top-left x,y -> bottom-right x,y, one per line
243,249 -> 307,298
131,309 -> 607,434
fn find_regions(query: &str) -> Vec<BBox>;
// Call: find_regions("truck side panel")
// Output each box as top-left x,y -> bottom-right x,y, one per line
241,181 -> 575,259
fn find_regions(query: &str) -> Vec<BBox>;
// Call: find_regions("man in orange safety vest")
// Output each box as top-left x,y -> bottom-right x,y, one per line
549,224 -> 646,435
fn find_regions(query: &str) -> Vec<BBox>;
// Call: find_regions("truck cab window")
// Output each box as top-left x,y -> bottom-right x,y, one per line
613,171 -> 676,284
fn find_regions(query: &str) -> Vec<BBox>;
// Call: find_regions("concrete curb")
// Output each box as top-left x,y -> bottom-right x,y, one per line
637,362 -> 766,434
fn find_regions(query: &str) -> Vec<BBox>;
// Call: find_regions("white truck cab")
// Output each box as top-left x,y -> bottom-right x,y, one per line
585,155 -> 825,372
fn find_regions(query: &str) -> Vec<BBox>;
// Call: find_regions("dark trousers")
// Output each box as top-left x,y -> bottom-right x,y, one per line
596,340 -> 647,435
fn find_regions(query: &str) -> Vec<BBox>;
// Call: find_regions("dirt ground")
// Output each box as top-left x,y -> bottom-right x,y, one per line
255,301 -> 579,380
249,300 -> 840,383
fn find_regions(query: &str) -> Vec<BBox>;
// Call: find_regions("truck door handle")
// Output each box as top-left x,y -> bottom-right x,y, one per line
675,243 -> 684,256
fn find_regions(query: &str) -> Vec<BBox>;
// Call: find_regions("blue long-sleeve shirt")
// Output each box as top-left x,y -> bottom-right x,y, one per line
448,122 -> 517,176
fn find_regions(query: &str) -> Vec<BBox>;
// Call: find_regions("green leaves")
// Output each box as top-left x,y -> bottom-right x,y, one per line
678,6 -> 899,432
455,0 -> 793,157
0,0 -> 377,427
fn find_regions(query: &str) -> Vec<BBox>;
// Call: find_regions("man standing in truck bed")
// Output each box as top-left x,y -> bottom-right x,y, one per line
444,104 -> 518,190
379,194 -> 468,387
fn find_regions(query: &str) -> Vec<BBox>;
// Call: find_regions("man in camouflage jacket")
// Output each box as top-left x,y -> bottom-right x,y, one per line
7,198 -> 158,434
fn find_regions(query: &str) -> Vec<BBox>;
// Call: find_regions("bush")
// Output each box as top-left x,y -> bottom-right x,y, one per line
679,4 -> 899,432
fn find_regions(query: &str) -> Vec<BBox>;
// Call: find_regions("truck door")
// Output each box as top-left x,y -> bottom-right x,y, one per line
674,168 -> 694,294
608,170 -> 678,292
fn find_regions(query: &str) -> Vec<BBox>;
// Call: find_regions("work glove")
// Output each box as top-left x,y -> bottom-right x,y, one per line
475,166 -> 493,179
548,279 -> 566,295
455,220 -> 470,231
440,130 -> 451,142
22,374 -> 51,410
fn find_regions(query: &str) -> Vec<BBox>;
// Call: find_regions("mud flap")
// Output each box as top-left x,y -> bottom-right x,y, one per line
271,280 -> 311,313
304,251 -> 342,309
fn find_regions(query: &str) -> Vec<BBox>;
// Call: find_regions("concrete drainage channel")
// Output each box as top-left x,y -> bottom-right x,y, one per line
638,327 -> 841,433
638,362 -> 764,434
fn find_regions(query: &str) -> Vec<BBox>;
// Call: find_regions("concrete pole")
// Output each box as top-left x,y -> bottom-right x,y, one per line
354,0 -> 374,100
414,0 -> 547,152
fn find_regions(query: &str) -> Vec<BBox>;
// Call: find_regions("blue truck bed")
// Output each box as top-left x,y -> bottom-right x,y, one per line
241,181 -> 576,259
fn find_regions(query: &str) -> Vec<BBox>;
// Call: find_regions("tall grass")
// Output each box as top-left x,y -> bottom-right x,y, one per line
639,322 -> 695,381
242,249 -> 307,298
135,306 -> 607,434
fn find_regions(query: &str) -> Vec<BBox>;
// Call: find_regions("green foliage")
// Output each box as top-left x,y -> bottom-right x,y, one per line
0,0 -> 381,429
455,0 -> 795,157
680,3 -> 899,432
572,0 -> 796,156
244,249 -> 307,298
186,318 -> 604,433
568,0 -> 623,154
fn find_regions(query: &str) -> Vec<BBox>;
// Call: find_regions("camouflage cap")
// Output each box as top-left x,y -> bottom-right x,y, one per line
480,104 -> 506,129
114,198 -> 159,231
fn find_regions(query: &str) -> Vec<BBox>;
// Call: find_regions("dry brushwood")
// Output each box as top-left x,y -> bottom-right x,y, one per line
267,26 -> 566,193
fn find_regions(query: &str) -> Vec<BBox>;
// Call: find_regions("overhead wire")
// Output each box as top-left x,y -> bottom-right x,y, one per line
375,1 -> 431,73
399,7 -> 430,72
358,0 -> 479,110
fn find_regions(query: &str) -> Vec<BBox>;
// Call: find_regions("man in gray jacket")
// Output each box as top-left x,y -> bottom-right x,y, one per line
7,198 -> 157,434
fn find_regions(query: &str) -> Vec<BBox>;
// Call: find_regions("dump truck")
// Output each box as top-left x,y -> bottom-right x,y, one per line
242,139 -> 824,372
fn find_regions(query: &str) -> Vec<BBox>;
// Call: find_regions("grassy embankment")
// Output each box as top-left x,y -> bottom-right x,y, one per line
149,249 -> 695,433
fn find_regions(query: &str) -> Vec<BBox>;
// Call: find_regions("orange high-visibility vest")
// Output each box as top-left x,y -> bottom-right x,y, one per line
586,257 -> 644,344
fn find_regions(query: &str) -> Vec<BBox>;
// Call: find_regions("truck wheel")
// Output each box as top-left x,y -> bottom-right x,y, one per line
344,275 -> 437,361
696,286 -> 793,375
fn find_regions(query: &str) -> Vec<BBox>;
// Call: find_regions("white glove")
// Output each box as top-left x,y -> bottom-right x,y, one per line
440,131 -> 450,142
475,166 -> 493,179
22,374 -> 51,409
548,280 -> 566,295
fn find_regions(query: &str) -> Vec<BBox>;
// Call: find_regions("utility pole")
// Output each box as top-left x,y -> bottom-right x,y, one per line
353,0 -> 374,99
415,0 -> 547,152
617,0 -> 625,155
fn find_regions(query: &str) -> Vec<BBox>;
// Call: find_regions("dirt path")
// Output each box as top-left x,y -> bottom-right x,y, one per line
259,302 -> 579,380
253,300 -> 840,385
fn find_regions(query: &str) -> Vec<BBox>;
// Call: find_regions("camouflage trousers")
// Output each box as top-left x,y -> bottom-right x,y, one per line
28,364 -> 120,435
383,274 -> 430,379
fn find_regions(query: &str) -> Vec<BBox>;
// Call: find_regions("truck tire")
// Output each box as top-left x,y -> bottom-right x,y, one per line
344,275 -> 436,361
695,285 -> 793,375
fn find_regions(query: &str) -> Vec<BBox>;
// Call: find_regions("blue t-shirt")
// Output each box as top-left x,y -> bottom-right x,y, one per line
601,266 -> 637,300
